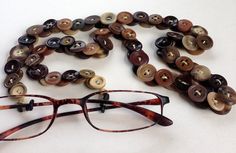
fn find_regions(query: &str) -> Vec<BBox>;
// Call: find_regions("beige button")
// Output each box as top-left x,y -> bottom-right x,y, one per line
10,45 -> 30,61
83,43 -> 100,55
191,25 -> 208,36
100,12 -> 117,25
137,64 -> 156,82
9,83 -> 27,96
88,75 -> 106,89
190,65 -> 211,81
182,35 -> 199,51
79,69 -> 95,79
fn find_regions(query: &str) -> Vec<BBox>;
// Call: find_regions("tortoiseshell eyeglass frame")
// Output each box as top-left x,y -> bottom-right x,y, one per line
0,90 -> 173,141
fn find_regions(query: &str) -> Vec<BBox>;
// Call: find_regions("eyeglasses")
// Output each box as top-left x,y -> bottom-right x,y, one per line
0,90 -> 172,141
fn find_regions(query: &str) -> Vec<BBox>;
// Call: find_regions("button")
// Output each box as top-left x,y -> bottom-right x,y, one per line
4,59 -> 22,74
46,37 -> 61,49
71,18 -> 85,30
129,51 -> 149,66
139,22 -> 153,28
174,74 -> 192,92
85,15 -> 100,25
93,28 -> 111,36
175,56 -> 194,71
9,83 -> 27,96
38,30 -> 52,37
182,35 -> 199,51
155,69 -> 174,87
26,64 -> 49,80
79,69 -> 95,79
207,92 -> 231,115
208,74 -> 228,90
117,11 -> 133,25
26,25 -> 44,36
148,14 -> 163,25
83,42 -> 100,55
100,12 -> 117,25
191,25 -> 208,36
218,86 -> 236,105
43,19 -> 57,31
33,45 -> 53,56
163,16 -> 178,29
75,52 -> 92,59
4,73 -> 22,88
156,22 -> 169,30
69,40 -> 86,53
39,78 -> 49,86
45,71 -> 62,85
96,36 -> 113,51
57,18 -> 73,31
133,11 -> 149,23
162,46 -> 180,64
61,70 -> 80,82
121,28 -> 136,40
177,19 -> 193,33
196,35 -> 213,50
81,24 -> 94,32
25,53 -> 44,66
10,45 -> 30,61
167,32 -> 184,43
108,23 -> 125,35
123,40 -> 143,51
137,64 -> 156,82
62,29 -> 78,36
93,49 -> 109,58
188,84 -> 208,103
190,65 -> 211,81
155,37 -> 173,49
56,80 -> 70,87
87,75 -> 106,89
18,35 -> 37,46
60,36 -> 75,47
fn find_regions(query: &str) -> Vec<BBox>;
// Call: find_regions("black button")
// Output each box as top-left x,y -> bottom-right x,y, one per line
43,19 -> 57,31
71,19 -> 85,30
208,74 -> 228,90
62,70 -> 80,82
4,59 -> 22,74
26,64 -> 49,80
18,35 -> 36,46
163,16 -> 178,30
46,37 -> 61,49
155,37 -> 173,49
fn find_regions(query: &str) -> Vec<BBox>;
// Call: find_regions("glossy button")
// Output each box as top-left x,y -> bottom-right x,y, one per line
60,36 -> 75,47
162,46 -> 180,64
163,16 -> 178,29
46,37 -> 61,49
124,40 -> 143,51
70,40 -> 86,53
61,70 -> 80,82
191,25 -> 208,36
174,74 -> 192,92
218,86 -> 236,105
4,59 -> 22,74
4,73 -> 21,88
45,71 -> 62,85
83,42 -> 100,55
100,12 -> 117,25
177,19 -> 193,33
182,35 -> 199,51
26,25 -> 44,36
26,64 -> 49,80
137,64 -> 156,82
57,18 -> 73,31
88,75 -> 106,89
18,35 -> 36,46
43,19 -> 57,31
208,74 -> 228,90
79,69 -> 95,79
121,28 -> 136,40
25,53 -> 43,66
175,56 -> 194,71
117,11 -> 133,25
188,84 -> 208,103
9,83 -> 27,96
207,92 -> 231,115
108,23 -> 125,35
155,37 -> 173,49
93,28 -> 111,36
196,35 -> 213,50
33,45 -> 52,56
133,11 -> 149,23
129,51 -> 149,66
96,36 -> 113,51
155,69 -> 174,87
71,19 -> 85,30
191,65 -> 211,81
10,45 -> 30,61
148,14 -> 163,25
167,32 -> 184,43
85,15 -> 100,25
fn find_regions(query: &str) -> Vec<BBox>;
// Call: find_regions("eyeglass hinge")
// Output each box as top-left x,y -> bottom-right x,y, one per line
100,93 -> 110,113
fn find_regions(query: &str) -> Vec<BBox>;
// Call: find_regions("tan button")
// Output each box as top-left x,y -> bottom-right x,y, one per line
10,45 -> 30,61
137,64 -> 156,82
121,28 -> 136,40
182,35 -> 199,51
148,14 -> 163,25
154,69 -> 174,87
26,25 -> 44,36
196,35 -> 213,50
79,69 -> 95,79
191,25 -> 208,36
190,65 -> 211,81
88,75 -> 106,89
45,71 -> 62,85
4,73 -> 22,88
9,83 -> 27,96
100,12 -> 117,25
175,56 -> 194,72
207,92 -> 231,115
117,11 -> 133,24
83,43 -> 100,55
57,18 -> 73,31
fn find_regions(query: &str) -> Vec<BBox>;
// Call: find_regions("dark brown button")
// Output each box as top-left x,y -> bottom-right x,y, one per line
137,64 -> 156,82
79,69 -> 95,79
18,35 -> 37,46
62,70 -> 80,82
129,51 -> 149,66
191,25 -> 208,36
57,18 -> 73,31
56,80 -> 70,87
33,45 -> 53,56
85,15 -> 100,25
25,53 -> 44,66
191,65 -> 211,81
196,35 -> 213,50
121,28 -> 136,40
71,19 -> 85,30
167,32 -> 184,43
177,19 -> 193,33
46,37 -> 61,49
100,12 -> 117,25
70,40 -> 86,53
163,16 -> 178,29
60,36 -> 75,47
117,11 -> 133,25
26,64 -> 49,80
162,46 -> 180,64
207,92 -> 231,115
96,36 -> 113,51
174,74 -> 192,92
4,73 -> 22,88
155,69 -> 174,87
26,25 -> 44,36
133,11 -> 149,23
93,28 -> 111,36
108,23 -> 125,35
4,59 -> 22,74
83,42 -> 100,55
175,56 -> 194,71
208,74 -> 228,90
218,86 -> 236,105
38,30 -> 52,38
182,35 -> 199,51
155,37 -> 173,49
148,14 -> 163,25
10,45 -> 30,61
188,84 -> 208,103
123,40 -> 143,51
45,71 -> 62,85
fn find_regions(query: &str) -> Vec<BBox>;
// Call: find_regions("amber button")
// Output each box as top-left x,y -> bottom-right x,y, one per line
71,19 -> 85,30
85,15 -> 100,25
108,23 -> 125,35
18,35 -> 36,46
26,25 -> 44,36
60,36 -> 75,47
175,56 -> 194,71
93,28 -> 111,36
208,74 -> 228,90
121,28 -> 136,40
9,83 -> 27,96
100,12 -> 117,25
117,11 -> 133,25
33,45 -> 53,56
155,69 -> 174,87
87,75 -> 106,89
26,64 -> 49,80
137,64 -> 156,82
25,53 -> 44,66
45,71 -> 62,85
70,40 -> 86,53
182,35 -> 199,51
96,36 -> 113,51
46,37 -> 61,49
177,19 -> 193,33
79,69 -> 95,79
207,92 -> 231,115
191,65 -> 211,81
174,74 -> 192,92
133,11 -> 149,23
4,59 -> 22,74
218,86 -> 236,105
4,73 -> 22,88
163,16 -> 178,29
148,14 -> 163,25
57,18 -> 73,31
61,70 -> 80,82
10,45 -> 30,61
162,46 -> 180,64
191,25 -> 208,36
155,37 -> 173,49
83,42 -> 100,55
196,35 -> 213,50
129,51 -> 149,66
188,84 -> 208,103
43,19 -> 57,31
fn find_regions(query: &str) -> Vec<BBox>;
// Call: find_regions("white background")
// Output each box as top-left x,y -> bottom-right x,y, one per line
0,0 -> 236,153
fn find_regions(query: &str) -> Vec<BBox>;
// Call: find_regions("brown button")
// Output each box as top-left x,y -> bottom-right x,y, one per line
4,59 -> 22,74
70,40 -> 86,53
196,35 -> 213,50
93,49 -> 109,58
182,35 -> 199,51
93,28 -> 111,36
60,36 -> 75,47
155,69 -> 174,87
83,42 -> 100,55
57,18 -> 73,31
33,45 -> 53,56
79,69 -> 95,79
129,51 -> 149,66
108,23 -> 125,35
148,14 -> 163,25
121,28 -> 136,40
26,64 -> 49,80
10,45 -> 30,61
9,83 -> 27,96
39,78 -> 49,86
177,19 -> 193,33
139,22 -> 153,28
25,53 -> 44,66
162,46 -> 180,64
117,11 -> 133,25
137,64 -> 156,82
123,40 -> 143,51
191,25 -> 208,36
39,30 -> 52,38
186,48 -> 205,55
4,73 -> 22,88
190,65 -> 211,81
87,75 -> 106,89
62,29 -> 78,36
218,86 -> 236,105
133,11 -> 149,23
45,71 -> 62,85
188,84 -> 208,103
207,92 -> 231,115
175,56 -> 194,71
96,36 -> 113,51
100,12 -> 117,25
84,15 -> 100,25
26,25 -> 44,36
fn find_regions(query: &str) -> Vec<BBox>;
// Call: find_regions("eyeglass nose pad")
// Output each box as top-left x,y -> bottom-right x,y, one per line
160,96 -> 170,105
100,93 -> 110,113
